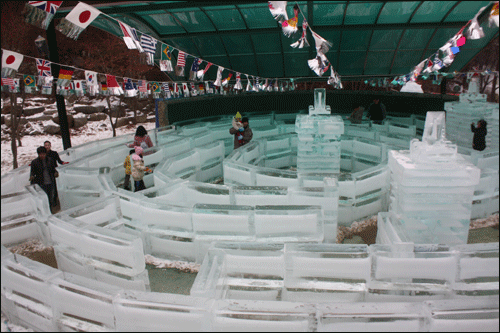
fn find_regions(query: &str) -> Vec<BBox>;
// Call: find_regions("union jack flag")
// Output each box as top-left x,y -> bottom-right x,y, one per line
36,58 -> 52,77
28,1 -> 63,14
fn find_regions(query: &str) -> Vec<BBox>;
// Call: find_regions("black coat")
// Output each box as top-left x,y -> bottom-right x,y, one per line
30,156 -> 57,186
47,150 -> 65,165
471,124 -> 487,151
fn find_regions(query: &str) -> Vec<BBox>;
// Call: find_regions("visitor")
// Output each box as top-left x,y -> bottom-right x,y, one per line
368,97 -> 387,125
232,111 -> 243,131
44,141 -> 69,166
128,125 -> 154,149
229,116 -> 253,149
131,146 -> 152,192
349,103 -> 365,124
471,119 -> 487,151
123,149 -> 135,191
29,146 -> 58,212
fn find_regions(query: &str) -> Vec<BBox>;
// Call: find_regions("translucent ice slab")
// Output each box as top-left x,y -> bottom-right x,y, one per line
284,244 -> 370,302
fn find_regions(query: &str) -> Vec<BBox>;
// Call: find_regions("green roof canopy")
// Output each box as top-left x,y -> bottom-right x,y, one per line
56,1 -> 499,81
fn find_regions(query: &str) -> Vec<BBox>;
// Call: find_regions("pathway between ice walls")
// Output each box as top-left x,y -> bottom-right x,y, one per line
1,107 -> 499,331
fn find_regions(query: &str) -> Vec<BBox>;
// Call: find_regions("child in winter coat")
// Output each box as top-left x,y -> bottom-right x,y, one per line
131,146 -> 152,192
123,149 -> 135,190
232,111 -> 245,146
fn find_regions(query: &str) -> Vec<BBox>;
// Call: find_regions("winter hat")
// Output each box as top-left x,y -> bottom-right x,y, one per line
235,111 -> 242,120
134,146 -> 143,155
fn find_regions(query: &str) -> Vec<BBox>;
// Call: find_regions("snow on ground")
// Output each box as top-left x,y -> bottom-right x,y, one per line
1,95 -> 155,176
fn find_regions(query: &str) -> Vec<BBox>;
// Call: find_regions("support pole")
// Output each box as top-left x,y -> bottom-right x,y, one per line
46,20 -> 71,150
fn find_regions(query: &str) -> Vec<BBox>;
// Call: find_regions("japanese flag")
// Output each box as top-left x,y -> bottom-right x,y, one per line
2,50 -> 23,71
64,2 -> 101,30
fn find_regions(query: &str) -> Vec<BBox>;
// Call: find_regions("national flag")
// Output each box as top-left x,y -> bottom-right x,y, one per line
56,2 -> 101,40
39,76 -> 53,95
311,30 -> 332,54
138,80 -> 147,93
189,58 -> 202,80
422,58 -> 433,74
8,79 -> 20,93
2,50 -> 24,77
197,62 -> 212,80
106,74 -> 124,95
1,78 -> 15,87
150,81 -> 161,93
36,58 -> 51,77
198,83 -> 205,95
308,52 -> 330,76
85,70 -> 98,86
100,82 -> 108,95
291,20 -> 309,48
268,1 -> 288,21
24,1 -> 63,30
118,21 -> 142,51
214,66 -> 223,86
74,80 -> 85,97
162,82 -> 171,98
281,4 -> 299,37
28,1 -> 63,14
23,75 -> 37,94
57,66 -> 74,87
176,51 -> 186,67
140,34 -> 157,65
489,2 -> 499,27
160,44 -> 173,72
181,83 -> 190,97
190,82 -> 198,96
253,77 -> 259,92
234,72 -> 242,90
124,78 -> 137,97
222,73 -> 233,87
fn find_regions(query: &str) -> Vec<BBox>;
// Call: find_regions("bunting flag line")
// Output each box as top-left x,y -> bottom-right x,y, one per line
310,30 -> 332,54
160,44 -> 173,72
138,80 -> 148,98
467,4 -> 488,39
308,52 -> 330,76
124,78 -> 137,97
40,76 -> 53,95
106,74 -> 124,95
23,1 -> 63,30
165,82 -> 172,99
489,2 -> 499,27
268,1 -> 288,21
189,58 -> 202,81
189,82 -> 197,96
23,74 -> 37,94
85,70 -> 99,96
214,66 -> 223,86
74,80 -> 85,97
2,50 -> 24,77
222,72 -> 233,87
198,82 -> 205,95
253,77 -> 259,92
197,62 -> 212,80
140,34 -> 157,66
291,20 -> 309,48
175,51 -> 186,76
56,2 -> 101,40
282,4 -> 299,37
234,72 -> 242,90
57,66 -> 74,87
36,58 -> 52,77
119,21 -> 143,51
245,74 -> 253,92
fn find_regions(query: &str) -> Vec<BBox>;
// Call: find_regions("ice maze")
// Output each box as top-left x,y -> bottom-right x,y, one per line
1,90 -> 499,331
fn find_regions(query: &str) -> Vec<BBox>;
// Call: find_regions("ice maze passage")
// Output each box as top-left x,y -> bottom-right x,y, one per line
2,92 -> 499,331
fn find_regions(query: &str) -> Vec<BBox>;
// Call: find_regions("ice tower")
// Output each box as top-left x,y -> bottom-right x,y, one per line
295,89 -> 344,175
386,112 -> 480,245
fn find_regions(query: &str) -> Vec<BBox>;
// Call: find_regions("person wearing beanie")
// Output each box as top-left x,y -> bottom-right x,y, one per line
232,111 -> 243,131
131,146 -> 152,192
229,116 -> 253,149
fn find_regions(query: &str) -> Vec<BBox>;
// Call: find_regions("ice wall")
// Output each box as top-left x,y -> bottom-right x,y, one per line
387,112 -> 481,244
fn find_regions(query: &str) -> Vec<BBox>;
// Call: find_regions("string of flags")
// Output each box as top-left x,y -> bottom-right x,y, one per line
268,1 -> 342,89
391,1 -> 499,87
20,1 -> 307,92
0,48 -> 298,97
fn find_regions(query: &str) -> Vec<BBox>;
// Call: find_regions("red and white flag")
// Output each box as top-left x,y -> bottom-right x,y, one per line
118,21 -> 142,51
106,74 -> 124,95
2,50 -> 24,77
56,2 -> 101,39
177,51 -> 186,67
197,62 -> 212,80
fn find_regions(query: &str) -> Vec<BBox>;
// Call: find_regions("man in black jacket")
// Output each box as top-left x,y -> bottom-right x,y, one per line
30,146 -> 58,211
471,120 -> 487,151
44,141 -> 68,166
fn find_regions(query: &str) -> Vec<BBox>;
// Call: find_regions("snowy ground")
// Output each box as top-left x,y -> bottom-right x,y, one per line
1,96 -> 156,176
